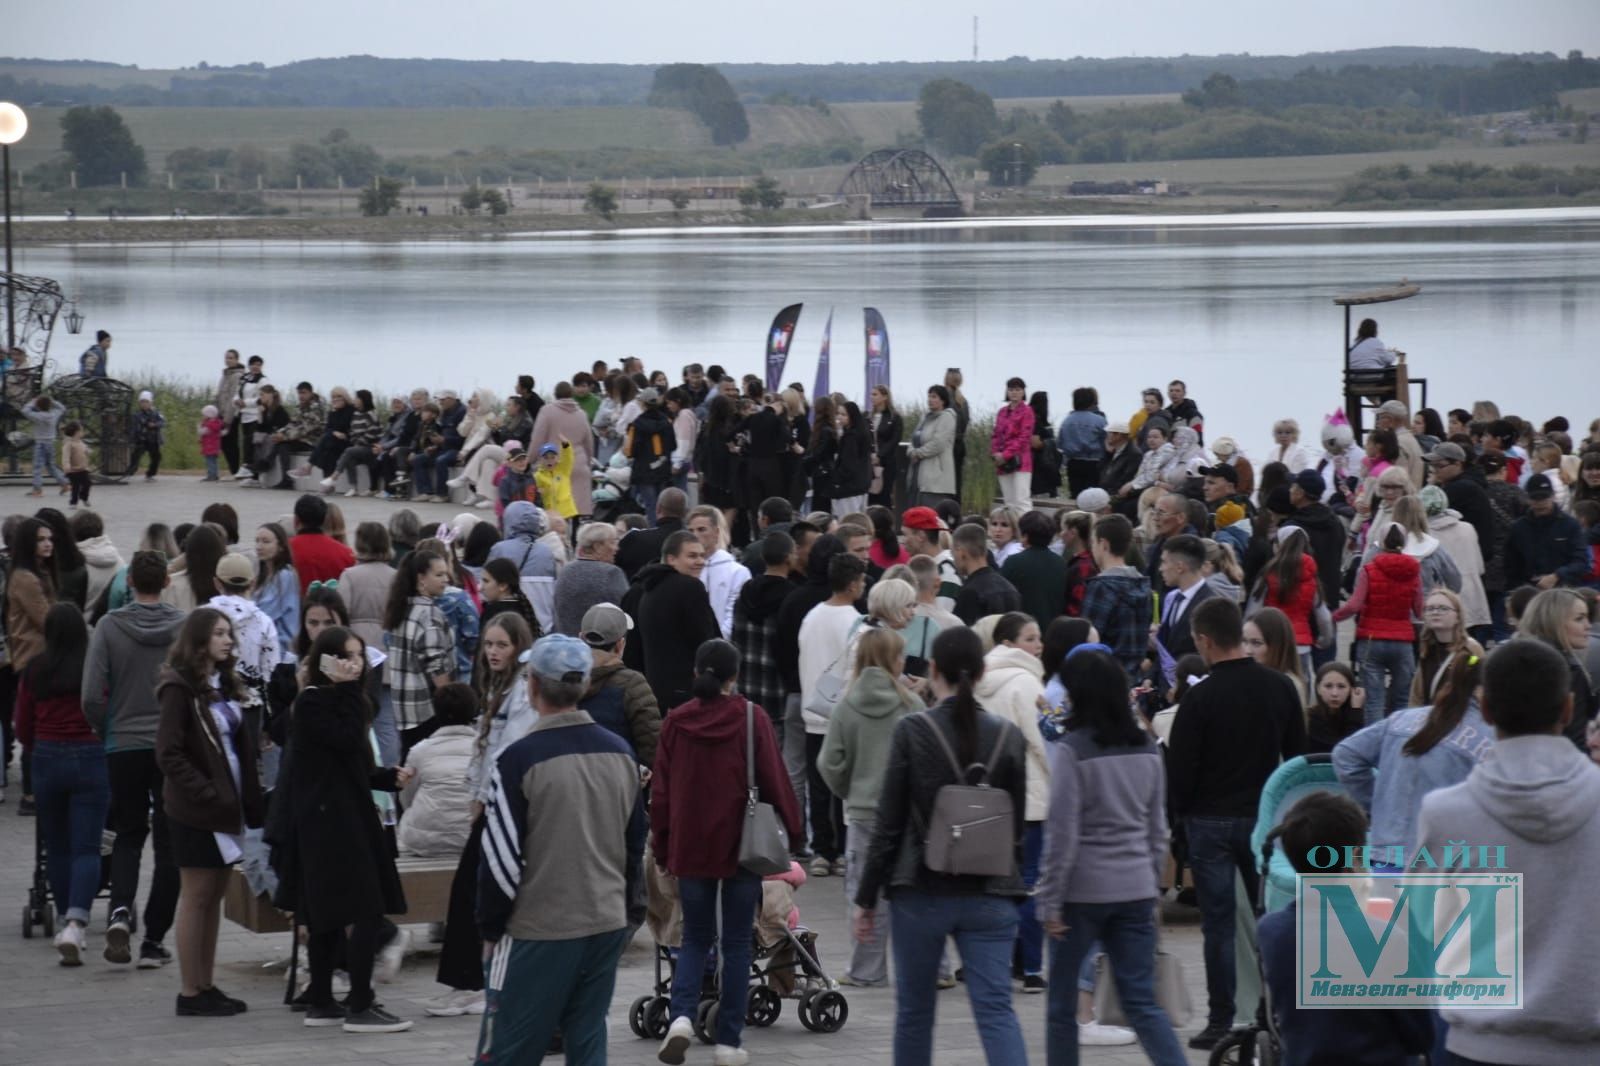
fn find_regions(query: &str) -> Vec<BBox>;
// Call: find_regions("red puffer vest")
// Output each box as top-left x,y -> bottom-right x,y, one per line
1357,551 -> 1420,641
1265,555 -> 1321,646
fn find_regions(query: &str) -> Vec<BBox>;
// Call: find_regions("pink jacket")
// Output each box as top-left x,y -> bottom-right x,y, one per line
991,402 -> 1035,473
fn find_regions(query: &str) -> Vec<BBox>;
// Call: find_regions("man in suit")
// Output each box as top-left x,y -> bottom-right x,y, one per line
1155,534 -> 1215,660
614,487 -> 687,580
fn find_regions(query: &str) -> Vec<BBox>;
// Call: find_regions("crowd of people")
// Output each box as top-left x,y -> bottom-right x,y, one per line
4,338 -> 1600,1066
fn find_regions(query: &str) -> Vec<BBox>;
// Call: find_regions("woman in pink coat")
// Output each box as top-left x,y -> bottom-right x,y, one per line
527,381 -> 594,516
992,376 -> 1035,510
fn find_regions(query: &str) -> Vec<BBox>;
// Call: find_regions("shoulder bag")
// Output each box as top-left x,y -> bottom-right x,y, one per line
802,620 -> 863,722
1093,913 -> 1193,1028
915,714 -> 1015,878
737,700 -> 791,876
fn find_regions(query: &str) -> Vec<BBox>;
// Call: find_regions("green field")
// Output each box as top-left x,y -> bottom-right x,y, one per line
4,94 -> 1183,173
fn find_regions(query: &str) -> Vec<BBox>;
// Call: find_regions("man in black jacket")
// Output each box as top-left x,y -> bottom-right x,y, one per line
615,487 -> 687,580
1504,475 -> 1591,590
1100,420 -> 1142,504
1427,442 -> 1495,560
628,530 -> 721,711
1283,469 -> 1347,613
1167,598 -> 1306,1050
951,523 -> 1021,625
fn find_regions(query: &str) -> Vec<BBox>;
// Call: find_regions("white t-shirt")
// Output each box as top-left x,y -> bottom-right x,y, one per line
797,601 -> 863,734
1348,337 -> 1397,370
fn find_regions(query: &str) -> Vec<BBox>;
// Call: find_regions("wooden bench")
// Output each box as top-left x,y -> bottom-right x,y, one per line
223,856 -> 458,934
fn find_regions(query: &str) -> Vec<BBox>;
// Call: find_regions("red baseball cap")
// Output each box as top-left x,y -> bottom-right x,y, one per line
901,506 -> 946,532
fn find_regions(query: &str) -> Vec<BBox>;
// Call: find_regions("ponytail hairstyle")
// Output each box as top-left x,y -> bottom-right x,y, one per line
867,505 -> 899,557
930,625 -> 986,765
691,639 -> 741,702
1381,523 -> 1407,553
992,611 -> 1035,648
383,549 -> 444,631
1403,651 -> 1484,757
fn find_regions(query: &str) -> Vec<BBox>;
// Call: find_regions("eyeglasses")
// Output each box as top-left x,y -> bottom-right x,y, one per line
1423,605 -> 1458,615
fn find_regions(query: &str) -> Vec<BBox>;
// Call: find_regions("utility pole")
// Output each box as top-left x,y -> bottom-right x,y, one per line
973,16 -> 979,62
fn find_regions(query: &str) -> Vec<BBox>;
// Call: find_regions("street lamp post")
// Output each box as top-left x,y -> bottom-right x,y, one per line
0,102 -> 28,352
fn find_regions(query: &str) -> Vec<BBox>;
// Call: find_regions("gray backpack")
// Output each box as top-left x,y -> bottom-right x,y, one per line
914,715 -> 1015,878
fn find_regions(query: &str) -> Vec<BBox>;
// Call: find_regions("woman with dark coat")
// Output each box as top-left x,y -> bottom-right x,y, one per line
805,394 -> 840,514
831,401 -> 875,516
869,385 -> 905,509
742,392 -> 790,511
781,387 -> 811,510
276,625 -> 413,1034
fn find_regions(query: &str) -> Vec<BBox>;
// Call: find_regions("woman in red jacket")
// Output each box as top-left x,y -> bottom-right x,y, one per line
1252,526 -> 1321,677
652,639 -> 802,1066
1333,524 -> 1423,727
991,377 -> 1035,511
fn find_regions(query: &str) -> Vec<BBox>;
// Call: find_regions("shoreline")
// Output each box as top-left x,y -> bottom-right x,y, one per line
15,196 -> 1600,245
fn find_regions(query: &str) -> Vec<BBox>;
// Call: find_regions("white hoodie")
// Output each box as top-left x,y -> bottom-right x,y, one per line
78,535 -> 125,615
701,548 -> 751,639
974,644 -> 1051,821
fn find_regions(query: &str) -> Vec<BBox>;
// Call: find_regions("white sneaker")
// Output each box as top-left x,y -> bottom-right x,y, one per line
374,926 -> 412,983
55,920 -> 86,966
423,988 -> 485,1016
713,1046 -> 750,1066
319,477 -> 336,490
289,464 -> 312,478
445,475 -> 468,489
1079,1021 -> 1137,1046
234,467 -> 253,480
343,488 -> 358,498
657,1016 -> 694,1064
473,497 -> 494,509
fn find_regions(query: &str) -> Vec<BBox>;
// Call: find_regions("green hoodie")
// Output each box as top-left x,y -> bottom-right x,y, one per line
817,666 -> 922,825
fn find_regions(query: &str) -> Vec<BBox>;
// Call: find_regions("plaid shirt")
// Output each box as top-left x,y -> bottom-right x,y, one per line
732,597 -> 786,721
1080,568 -> 1153,678
388,597 -> 455,729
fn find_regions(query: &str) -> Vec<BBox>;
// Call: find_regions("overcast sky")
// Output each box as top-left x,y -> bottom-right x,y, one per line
7,0 -> 1597,69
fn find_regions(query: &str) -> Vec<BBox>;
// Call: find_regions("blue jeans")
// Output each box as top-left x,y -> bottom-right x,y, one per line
1046,899 -> 1188,1066
1358,638 -> 1416,724
671,872 -> 761,1048
411,448 -> 459,496
1487,589 -> 1511,645
32,440 -> 66,491
203,455 -> 219,479
889,890 -> 1029,1066
32,741 -> 111,924
633,481 -> 661,525
1185,815 -> 1259,1027
1018,822 -> 1044,976
372,690 -> 400,769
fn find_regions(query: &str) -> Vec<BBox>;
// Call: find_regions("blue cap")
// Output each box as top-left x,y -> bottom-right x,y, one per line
1064,642 -> 1114,664
518,634 -> 593,685
539,443 -> 560,457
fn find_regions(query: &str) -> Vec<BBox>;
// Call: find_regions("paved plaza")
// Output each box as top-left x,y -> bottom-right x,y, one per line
1,476 -> 1219,1066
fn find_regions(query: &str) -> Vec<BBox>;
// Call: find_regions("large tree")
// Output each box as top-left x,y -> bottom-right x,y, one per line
917,79 -> 998,156
60,105 -> 148,186
649,64 -> 749,146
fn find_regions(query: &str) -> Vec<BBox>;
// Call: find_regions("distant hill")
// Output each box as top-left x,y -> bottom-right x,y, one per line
0,48 -> 1550,108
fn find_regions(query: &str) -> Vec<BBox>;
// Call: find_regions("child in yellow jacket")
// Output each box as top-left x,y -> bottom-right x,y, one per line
533,438 -> 577,520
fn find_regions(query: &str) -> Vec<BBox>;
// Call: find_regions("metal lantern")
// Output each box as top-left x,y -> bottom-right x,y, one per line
64,297 -> 84,335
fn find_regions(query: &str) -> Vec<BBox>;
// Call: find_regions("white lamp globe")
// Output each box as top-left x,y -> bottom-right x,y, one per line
0,102 -> 27,146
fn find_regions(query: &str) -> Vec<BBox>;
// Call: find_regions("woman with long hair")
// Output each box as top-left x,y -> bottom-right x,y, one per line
1411,407 -> 1445,454
1037,649 -> 1188,1066
1251,526 -> 1320,674
17,604 -> 108,964
780,387 -> 811,509
868,384 -> 905,508
908,386 -> 959,509
422,612 -> 535,1018
156,608 -> 263,1016
653,639 -> 802,1064
992,377 -> 1035,511
1520,588 -> 1598,747
415,534 -> 481,678
700,392 -> 745,532
34,508 -> 86,610
1243,607 -> 1306,703
831,400 -> 875,517
1411,588 -> 1483,706
817,627 -> 923,988
1201,537 -> 1245,603
1028,391 -> 1062,500
278,625 -> 413,1033
1333,653 -> 1489,872
805,393 -> 840,514
855,626 -> 1030,1066
1573,451 -> 1600,508
1333,524 -> 1423,723
324,387 -> 383,497
1305,662 -> 1365,755
867,505 -> 910,572
164,524 -> 227,613
382,549 -> 456,750
252,522 -> 299,657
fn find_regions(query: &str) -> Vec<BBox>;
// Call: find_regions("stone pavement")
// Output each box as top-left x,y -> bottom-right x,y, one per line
0,475 -> 1223,1066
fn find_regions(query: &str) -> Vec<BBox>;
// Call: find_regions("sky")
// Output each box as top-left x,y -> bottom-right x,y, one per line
6,0 -> 1598,69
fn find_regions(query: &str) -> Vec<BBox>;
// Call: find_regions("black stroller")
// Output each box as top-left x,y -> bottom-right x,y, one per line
22,824 -> 115,938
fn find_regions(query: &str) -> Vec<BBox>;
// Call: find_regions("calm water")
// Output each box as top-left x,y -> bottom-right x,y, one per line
18,207 -> 1600,451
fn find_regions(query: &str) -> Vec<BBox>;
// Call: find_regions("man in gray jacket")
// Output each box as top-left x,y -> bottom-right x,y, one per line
553,523 -> 628,636
82,551 -> 186,966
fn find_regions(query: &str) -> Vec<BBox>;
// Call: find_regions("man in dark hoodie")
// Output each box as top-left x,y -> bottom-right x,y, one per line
1080,515 -> 1153,679
629,530 -> 721,711
733,531 -> 796,730
739,497 -> 794,577
622,388 -> 677,523
616,487 -> 687,581
1282,469 -> 1347,608
81,550 -> 186,967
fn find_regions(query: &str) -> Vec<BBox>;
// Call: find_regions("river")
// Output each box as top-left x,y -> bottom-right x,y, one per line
17,206 -> 1600,450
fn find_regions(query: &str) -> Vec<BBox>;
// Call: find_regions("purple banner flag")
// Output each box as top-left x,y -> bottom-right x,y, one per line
812,309 -> 833,419
765,303 -> 802,394
863,307 -> 890,404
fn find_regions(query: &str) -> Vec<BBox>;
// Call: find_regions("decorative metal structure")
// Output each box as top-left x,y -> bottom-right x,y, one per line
1,271 -> 64,364
837,150 -> 963,216
50,373 -> 137,480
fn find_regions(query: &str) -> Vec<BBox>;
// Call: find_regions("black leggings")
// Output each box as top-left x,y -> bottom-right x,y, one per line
437,816 -> 486,991
307,915 -> 384,1012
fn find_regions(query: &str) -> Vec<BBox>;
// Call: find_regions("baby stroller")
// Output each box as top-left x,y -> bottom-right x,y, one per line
627,863 -> 849,1045
590,454 -> 641,524
23,824 -> 115,938
1208,753 -> 1347,1066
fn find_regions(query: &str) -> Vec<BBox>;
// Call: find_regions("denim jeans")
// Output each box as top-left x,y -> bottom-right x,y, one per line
1017,822 -> 1044,976
1046,899 -> 1188,1066
32,439 -> 66,491
32,741 -> 111,924
843,818 -> 888,984
411,448 -> 459,496
781,695 -> 810,852
203,454 -> 220,480
671,872 -> 762,1049
633,481 -> 661,525
1358,638 -> 1416,724
889,890 -> 1029,1066
1184,815 -> 1259,1027
372,689 -> 401,769
1487,589 -> 1511,645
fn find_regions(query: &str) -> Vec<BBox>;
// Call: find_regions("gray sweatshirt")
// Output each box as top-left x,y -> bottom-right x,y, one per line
1034,729 -> 1168,914
21,399 -> 66,441
82,600 -> 187,752
1418,736 -> 1600,1065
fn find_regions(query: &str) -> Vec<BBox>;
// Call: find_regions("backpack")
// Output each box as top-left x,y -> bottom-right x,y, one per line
914,714 -> 1015,878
